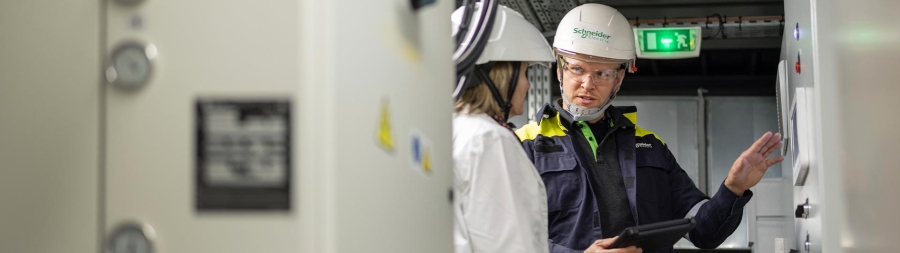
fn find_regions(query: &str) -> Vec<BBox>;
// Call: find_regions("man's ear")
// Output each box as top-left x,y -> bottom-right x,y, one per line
610,70 -> 626,95
556,64 -> 563,82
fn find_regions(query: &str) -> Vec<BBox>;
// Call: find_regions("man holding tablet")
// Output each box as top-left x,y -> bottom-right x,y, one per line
515,4 -> 785,253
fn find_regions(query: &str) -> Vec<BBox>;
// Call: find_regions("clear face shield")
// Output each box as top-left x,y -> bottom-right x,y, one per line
555,49 -> 631,121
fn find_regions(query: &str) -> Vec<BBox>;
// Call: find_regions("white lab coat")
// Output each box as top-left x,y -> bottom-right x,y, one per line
452,112 -> 549,253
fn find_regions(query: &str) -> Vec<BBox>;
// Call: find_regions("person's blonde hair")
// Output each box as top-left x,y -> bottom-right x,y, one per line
454,62 -> 518,117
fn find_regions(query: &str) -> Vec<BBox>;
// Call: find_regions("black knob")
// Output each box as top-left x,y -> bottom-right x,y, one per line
795,204 -> 805,218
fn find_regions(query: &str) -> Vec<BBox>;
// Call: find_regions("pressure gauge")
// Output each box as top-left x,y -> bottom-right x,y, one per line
107,223 -> 155,253
112,0 -> 146,6
106,42 -> 156,90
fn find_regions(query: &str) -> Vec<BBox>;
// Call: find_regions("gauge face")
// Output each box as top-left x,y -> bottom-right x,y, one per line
108,224 -> 153,253
113,0 -> 145,5
108,42 -> 154,90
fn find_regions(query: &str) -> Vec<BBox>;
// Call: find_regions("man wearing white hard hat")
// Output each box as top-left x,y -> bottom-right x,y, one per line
515,4 -> 785,253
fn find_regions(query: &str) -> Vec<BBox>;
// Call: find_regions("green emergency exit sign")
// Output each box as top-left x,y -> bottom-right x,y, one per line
634,27 -> 702,59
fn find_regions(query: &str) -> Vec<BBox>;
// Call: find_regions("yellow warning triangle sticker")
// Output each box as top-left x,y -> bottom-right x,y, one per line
422,150 -> 432,173
377,99 -> 395,151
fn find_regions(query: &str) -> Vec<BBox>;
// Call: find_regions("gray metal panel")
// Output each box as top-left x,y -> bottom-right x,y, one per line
0,1 -> 101,252
707,97 -> 781,190
705,97 -> 781,249
528,0 -> 555,32
751,98 -> 780,177
592,0 -> 783,6
697,90 -> 708,194
753,179 -> 786,216
596,0 -> 784,20
676,101 -> 700,184
526,65 -> 553,123
720,21 -> 784,39
756,218 -> 788,253
102,0 -> 456,252
782,0 -> 823,252
529,0 -> 579,32
809,0 -> 900,252
702,37 -> 782,50
613,97 -> 699,250
500,0 -> 544,31
613,97 -> 700,185
636,21 -> 783,40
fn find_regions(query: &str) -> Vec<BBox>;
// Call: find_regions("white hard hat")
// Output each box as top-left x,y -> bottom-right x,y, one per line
553,4 -> 635,63
452,4 -> 555,65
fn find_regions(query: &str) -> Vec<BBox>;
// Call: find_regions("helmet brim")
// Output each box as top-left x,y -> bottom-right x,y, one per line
555,48 -> 629,64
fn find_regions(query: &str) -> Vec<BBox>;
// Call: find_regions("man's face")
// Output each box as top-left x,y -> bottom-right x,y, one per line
557,57 -> 625,109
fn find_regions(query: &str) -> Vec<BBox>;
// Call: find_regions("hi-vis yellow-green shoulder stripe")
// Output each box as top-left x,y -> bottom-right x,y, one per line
514,111 -> 665,145
624,112 -> 666,145
515,112 -> 567,141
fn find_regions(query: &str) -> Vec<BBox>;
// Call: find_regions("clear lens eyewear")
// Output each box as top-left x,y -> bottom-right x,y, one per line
559,57 -> 621,85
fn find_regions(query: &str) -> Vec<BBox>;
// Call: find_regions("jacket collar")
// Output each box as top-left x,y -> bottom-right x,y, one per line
537,99 -> 635,129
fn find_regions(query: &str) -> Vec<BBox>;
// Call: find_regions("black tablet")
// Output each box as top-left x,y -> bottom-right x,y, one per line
607,218 -> 696,252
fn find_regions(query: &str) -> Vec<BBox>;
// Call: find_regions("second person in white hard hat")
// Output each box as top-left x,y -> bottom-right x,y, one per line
451,4 -> 558,253
515,3 -> 784,253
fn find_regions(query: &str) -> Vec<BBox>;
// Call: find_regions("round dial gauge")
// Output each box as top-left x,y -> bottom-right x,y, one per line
107,223 -> 154,253
112,0 -> 146,6
107,42 -> 156,90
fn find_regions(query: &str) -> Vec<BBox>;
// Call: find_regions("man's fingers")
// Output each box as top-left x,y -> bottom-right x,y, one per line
766,156 -> 785,167
748,132 -> 773,153
758,133 -> 782,156
604,246 -> 642,253
595,237 -> 616,248
761,139 -> 784,158
762,133 -> 781,151
759,133 -> 783,157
